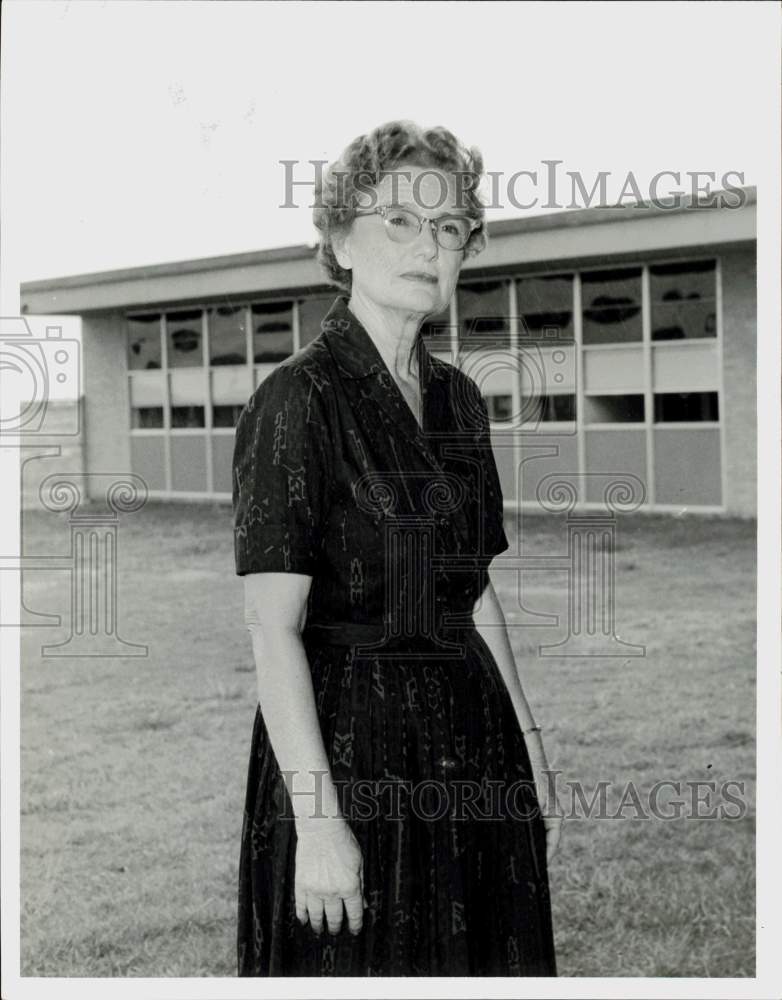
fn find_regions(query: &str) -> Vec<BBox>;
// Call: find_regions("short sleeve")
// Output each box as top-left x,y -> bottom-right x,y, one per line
232,365 -> 332,576
474,389 -> 510,563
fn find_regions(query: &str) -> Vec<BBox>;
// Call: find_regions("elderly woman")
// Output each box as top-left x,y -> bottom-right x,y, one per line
232,120 -> 562,976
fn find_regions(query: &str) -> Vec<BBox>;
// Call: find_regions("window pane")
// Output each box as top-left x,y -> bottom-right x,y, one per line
654,391 -> 719,422
524,393 -> 576,422
649,259 -> 716,302
252,301 -> 293,361
550,394 -> 576,420
209,305 -> 247,365
651,300 -> 717,340
458,280 -> 510,350
167,309 -> 203,368
650,261 -> 717,341
298,296 -> 333,347
584,394 -> 644,423
131,406 -> 164,428
128,314 -> 161,370
171,405 -> 205,428
212,404 -> 244,428
517,274 -> 574,340
582,267 -> 642,344
486,394 -> 513,422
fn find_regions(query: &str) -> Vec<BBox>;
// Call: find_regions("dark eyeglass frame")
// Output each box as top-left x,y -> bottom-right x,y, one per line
353,204 -> 481,251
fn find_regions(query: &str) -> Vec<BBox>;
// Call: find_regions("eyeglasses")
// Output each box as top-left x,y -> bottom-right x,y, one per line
353,205 -> 480,252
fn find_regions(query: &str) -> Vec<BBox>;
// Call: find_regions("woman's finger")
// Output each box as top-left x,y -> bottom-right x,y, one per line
294,884 -> 309,925
343,891 -> 364,934
323,894 -> 344,935
306,891 -> 325,934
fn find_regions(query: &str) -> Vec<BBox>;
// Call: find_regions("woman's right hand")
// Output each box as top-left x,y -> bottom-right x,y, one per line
294,818 -> 366,935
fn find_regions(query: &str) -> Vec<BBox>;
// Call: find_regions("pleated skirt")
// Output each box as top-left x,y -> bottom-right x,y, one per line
237,626 -> 557,976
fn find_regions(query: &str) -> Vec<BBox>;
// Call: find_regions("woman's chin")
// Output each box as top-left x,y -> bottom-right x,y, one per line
390,282 -> 444,313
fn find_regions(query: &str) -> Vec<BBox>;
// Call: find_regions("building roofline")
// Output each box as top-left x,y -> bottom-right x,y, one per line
20,186 -> 756,296
21,241 -> 319,294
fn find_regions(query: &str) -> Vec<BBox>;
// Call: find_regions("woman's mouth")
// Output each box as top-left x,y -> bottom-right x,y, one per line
401,272 -> 438,284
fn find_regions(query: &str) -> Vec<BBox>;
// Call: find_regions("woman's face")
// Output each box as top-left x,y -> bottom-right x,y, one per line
334,163 -> 467,319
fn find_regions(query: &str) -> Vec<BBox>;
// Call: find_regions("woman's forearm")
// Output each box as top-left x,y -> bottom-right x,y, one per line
247,623 -> 343,831
471,579 -> 537,731
472,579 -> 557,811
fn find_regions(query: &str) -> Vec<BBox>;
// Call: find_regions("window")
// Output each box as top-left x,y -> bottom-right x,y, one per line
582,268 -> 642,344
650,260 -> 716,341
584,394 -> 644,423
486,394 -> 513,422
523,393 -> 576,422
171,405 -> 205,428
252,301 -> 293,361
131,406 -> 164,429
654,391 -> 719,422
517,274 -> 574,341
167,309 -> 204,368
209,305 -> 247,365
458,280 -> 510,350
128,314 -> 162,370
213,404 -> 244,428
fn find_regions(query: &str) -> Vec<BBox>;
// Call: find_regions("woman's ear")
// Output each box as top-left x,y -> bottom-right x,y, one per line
331,229 -> 352,272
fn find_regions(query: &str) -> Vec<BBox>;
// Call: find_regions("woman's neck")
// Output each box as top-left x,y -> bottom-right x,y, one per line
347,292 -> 424,380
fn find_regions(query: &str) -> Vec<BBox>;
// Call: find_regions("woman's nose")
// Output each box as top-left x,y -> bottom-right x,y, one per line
413,220 -> 439,258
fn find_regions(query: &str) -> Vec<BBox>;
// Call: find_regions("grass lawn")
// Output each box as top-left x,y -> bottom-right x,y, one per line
19,503 -> 756,977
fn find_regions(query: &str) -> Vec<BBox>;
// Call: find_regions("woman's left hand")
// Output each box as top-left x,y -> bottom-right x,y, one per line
542,812 -> 564,863
520,728 -> 564,864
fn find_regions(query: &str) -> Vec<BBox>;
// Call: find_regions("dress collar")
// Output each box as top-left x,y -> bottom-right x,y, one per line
320,294 -> 433,384
319,296 -> 473,546
321,295 -> 461,467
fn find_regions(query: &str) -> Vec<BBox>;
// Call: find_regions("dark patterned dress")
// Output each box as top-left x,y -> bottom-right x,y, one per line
232,295 -> 556,976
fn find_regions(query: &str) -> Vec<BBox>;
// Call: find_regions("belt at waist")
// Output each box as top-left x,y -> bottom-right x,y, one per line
302,618 -> 477,649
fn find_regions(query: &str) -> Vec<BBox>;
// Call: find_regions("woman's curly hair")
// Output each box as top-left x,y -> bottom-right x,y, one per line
313,120 -> 487,292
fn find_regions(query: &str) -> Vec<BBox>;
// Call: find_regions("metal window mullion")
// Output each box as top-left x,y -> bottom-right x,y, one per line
508,278 -> 522,510
573,272 -> 585,507
715,257 -> 727,510
160,314 -> 173,494
203,308 -> 213,493
642,265 -> 655,507
292,300 -> 301,353
245,304 -> 254,390
125,317 -> 133,433
508,278 -> 521,420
